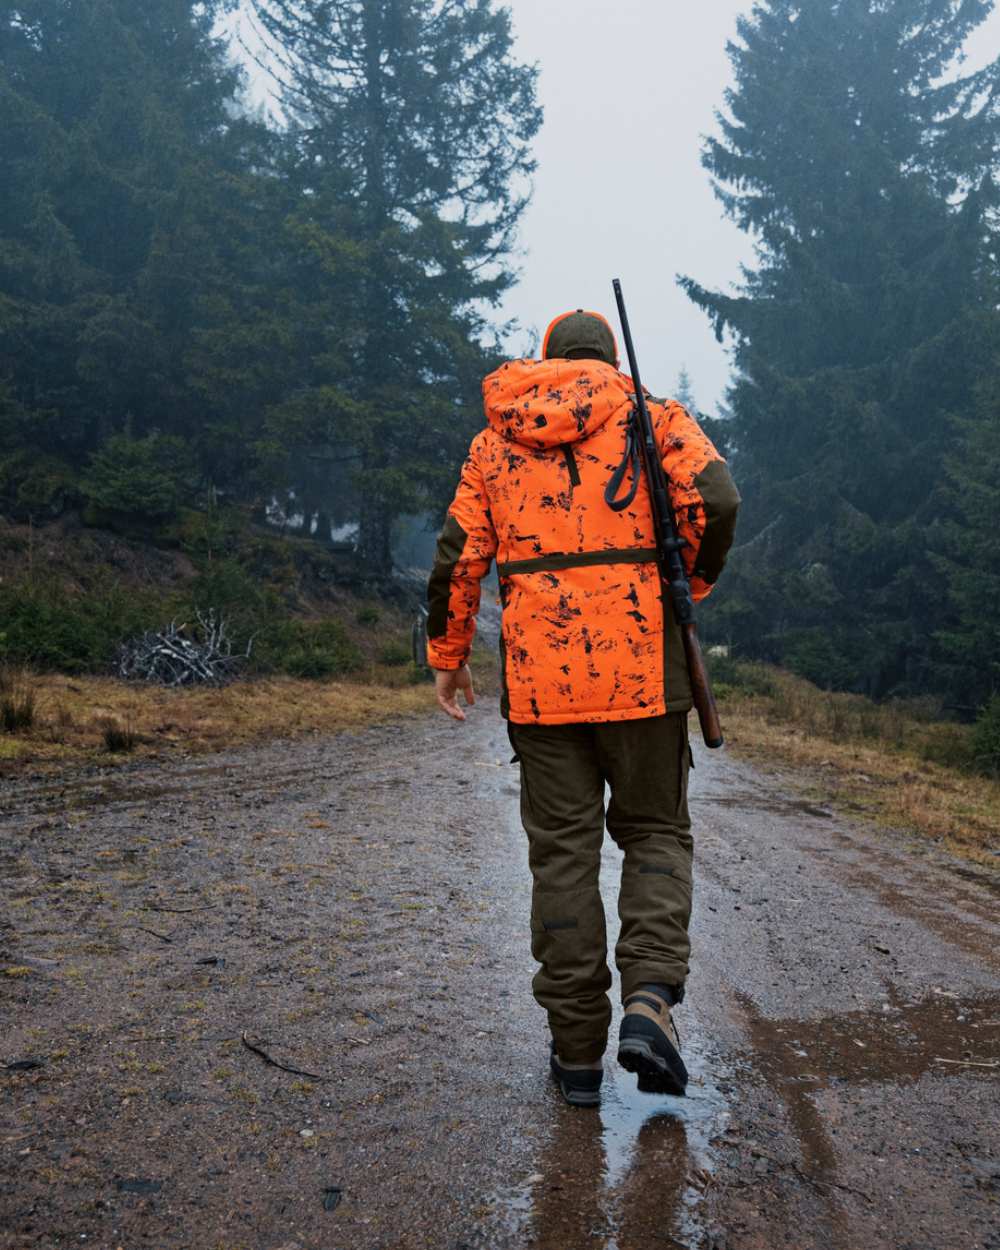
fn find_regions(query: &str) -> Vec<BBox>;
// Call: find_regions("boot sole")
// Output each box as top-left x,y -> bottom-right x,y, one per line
617,1036 -> 688,1097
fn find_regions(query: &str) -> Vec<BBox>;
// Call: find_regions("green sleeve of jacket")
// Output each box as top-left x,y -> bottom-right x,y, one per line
651,400 -> 741,598
425,436 -> 498,671
691,457 -> 741,586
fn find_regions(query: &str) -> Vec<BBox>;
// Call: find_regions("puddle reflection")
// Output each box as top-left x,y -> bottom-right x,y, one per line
491,1035 -> 727,1250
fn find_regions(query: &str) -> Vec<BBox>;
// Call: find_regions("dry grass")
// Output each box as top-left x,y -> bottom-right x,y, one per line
0,664 -> 37,733
97,714 -> 137,754
0,635 -> 498,772
715,664 -> 1000,868
0,671 -> 436,771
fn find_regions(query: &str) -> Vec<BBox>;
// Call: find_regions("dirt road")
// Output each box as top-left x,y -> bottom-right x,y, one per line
2,709 -> 998,1250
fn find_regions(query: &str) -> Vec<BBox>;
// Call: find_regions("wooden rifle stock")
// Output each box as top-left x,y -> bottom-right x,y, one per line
682,622 -> 723,749
612,279 -> 724,749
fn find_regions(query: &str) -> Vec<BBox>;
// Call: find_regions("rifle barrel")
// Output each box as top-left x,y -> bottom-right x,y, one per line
612,279 -> 724,749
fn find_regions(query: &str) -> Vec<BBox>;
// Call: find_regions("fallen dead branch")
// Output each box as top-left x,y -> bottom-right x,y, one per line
125,925 -> 174,943
241,1031 -> 327,1080
141,902 -> 216,914
933,1057 -> 998,1068
115,611 -> 251,687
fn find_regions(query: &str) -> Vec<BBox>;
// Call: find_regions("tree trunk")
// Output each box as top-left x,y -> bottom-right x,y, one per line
357,485 -> 392,577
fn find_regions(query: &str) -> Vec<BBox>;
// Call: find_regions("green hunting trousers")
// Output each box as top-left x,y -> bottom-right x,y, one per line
508,712 -> 693,1063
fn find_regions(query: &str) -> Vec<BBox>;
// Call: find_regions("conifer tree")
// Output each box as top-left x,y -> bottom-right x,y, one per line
682,0 -> 1000,696
0,0 -> 277,519
936,330 -> 1000,709
249,0 -> 541,573
674,367 -> 696,412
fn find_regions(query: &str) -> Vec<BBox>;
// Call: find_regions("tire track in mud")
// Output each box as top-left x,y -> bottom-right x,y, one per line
2,711 -> 998,1250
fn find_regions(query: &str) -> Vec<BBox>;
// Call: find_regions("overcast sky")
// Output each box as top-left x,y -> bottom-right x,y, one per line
496,0 -> 755,414
231,2 -> 1000,416
497,0 -> 1000,414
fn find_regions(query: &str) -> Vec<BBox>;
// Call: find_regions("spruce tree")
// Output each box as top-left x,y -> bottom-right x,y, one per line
674,366 -> 696,411
682,0 -> 1000,696
936,325 -> 1000,710
0,0 -> 279,519
249,0 -> 541,573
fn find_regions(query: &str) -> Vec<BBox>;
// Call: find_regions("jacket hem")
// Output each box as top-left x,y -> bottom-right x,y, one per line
427,655 -> 468,671
505,698 -> 693,726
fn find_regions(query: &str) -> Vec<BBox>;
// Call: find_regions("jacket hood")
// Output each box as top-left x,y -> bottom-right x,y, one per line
482,357 -> 634,450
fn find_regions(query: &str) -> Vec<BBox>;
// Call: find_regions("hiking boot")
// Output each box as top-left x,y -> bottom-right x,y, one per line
549,1041 -> 603,1107
617,985 -> 688,1096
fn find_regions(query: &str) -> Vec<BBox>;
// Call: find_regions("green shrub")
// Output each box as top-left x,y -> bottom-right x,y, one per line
0,450 -> 77,519
706,654 -> 778,698
918,723 -> 977,772
377,639 -> 411,667
783,629 -> 858,691
188,558 -> 270,636
267,620 -> 363,679
356,604 -> 382,627
0,577 -> 171,672
172,507 -> 247,559
971,695 -> 1000,778
82,431 -> 197,523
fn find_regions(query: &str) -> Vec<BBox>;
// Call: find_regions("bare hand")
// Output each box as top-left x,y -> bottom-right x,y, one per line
435,665 -> 476,722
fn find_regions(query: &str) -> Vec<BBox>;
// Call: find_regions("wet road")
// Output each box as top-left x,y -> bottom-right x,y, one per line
2,709 -> 998,1250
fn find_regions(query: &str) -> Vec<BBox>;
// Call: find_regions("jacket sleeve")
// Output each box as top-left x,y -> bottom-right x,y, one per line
426,438 -> 498,670
652,401 -> 741,603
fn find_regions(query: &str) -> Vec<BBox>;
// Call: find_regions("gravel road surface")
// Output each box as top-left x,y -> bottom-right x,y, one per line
2,708 -> 998,1249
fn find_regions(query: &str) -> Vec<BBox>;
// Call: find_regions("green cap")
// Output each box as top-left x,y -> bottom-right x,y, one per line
543,309 -> 619,367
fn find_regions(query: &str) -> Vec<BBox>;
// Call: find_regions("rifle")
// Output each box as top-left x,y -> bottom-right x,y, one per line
612,278 -> 724,749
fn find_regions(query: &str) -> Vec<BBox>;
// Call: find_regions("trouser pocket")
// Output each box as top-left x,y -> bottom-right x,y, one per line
506,720 -> 536,818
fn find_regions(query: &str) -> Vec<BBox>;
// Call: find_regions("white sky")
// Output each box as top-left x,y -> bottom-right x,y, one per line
230,2 -> 1000,416
497,0 -> 755,413
498,0 -> 1000,413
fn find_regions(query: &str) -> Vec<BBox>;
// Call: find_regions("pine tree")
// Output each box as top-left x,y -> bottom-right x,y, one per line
0,0 -> 279,518
249,0 -> 541,573
675,366 -> 696,412
936,325 -> 1000,710
682,0 -> 1000,696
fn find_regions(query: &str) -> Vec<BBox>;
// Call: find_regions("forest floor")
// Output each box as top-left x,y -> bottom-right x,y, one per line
2,705 -> 998,1250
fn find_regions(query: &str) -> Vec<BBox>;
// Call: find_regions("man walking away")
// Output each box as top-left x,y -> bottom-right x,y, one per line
426,309 -> 740,1106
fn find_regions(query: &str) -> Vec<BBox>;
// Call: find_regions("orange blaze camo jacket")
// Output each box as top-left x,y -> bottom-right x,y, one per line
426,357 -> 741,725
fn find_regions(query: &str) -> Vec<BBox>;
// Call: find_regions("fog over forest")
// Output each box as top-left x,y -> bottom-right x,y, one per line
229,1 -> 1000,413
2,0 -> 1000,722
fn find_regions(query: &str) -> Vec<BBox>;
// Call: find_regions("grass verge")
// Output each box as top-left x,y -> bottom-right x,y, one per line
712,660 -> 1000,869
0,670 -> 435,771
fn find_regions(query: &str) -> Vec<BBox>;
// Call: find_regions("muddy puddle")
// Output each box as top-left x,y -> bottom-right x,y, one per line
486,1043 -> 729,1250
740,987 -> 1000,1090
